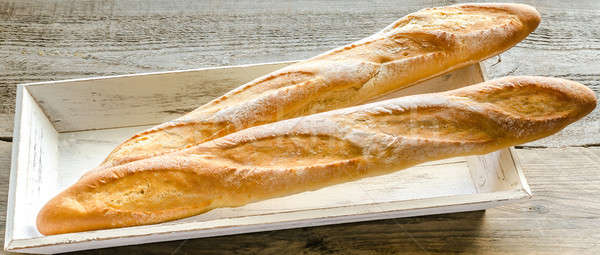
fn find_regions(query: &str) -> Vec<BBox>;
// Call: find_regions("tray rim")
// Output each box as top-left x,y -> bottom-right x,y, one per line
507,147 -> 533,197
7,188 -> 531,252
5,84 -> 26,251
16,60 -> 298,88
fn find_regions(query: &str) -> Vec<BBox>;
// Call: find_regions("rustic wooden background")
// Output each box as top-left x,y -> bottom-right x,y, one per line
1,0 -> 599,254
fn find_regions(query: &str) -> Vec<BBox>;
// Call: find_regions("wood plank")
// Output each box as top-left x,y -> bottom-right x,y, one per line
0,0 -> 599,147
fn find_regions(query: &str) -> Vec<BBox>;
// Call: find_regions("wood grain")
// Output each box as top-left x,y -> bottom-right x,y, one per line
0,0 -> 599,146
1,0 -> 600,254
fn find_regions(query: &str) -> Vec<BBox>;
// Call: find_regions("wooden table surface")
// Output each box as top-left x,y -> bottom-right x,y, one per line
1,0 -> 599,254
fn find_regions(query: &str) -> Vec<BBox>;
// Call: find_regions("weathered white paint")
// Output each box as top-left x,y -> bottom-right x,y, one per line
6,61 -> 531,254
6,86 -> 59,249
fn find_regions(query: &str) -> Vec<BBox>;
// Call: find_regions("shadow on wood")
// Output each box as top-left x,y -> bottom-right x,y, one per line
65,210 -> 486,255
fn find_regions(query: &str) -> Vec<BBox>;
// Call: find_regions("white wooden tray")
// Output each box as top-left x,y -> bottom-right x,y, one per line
5,61 -> 532,254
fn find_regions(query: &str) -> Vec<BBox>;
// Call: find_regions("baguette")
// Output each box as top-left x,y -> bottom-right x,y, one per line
100,3 -> 541,169
37,76 -> 597,235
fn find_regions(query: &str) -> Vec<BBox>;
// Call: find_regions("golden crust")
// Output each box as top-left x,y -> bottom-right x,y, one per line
99,3 -> 541,169
37,76 -> 596,235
